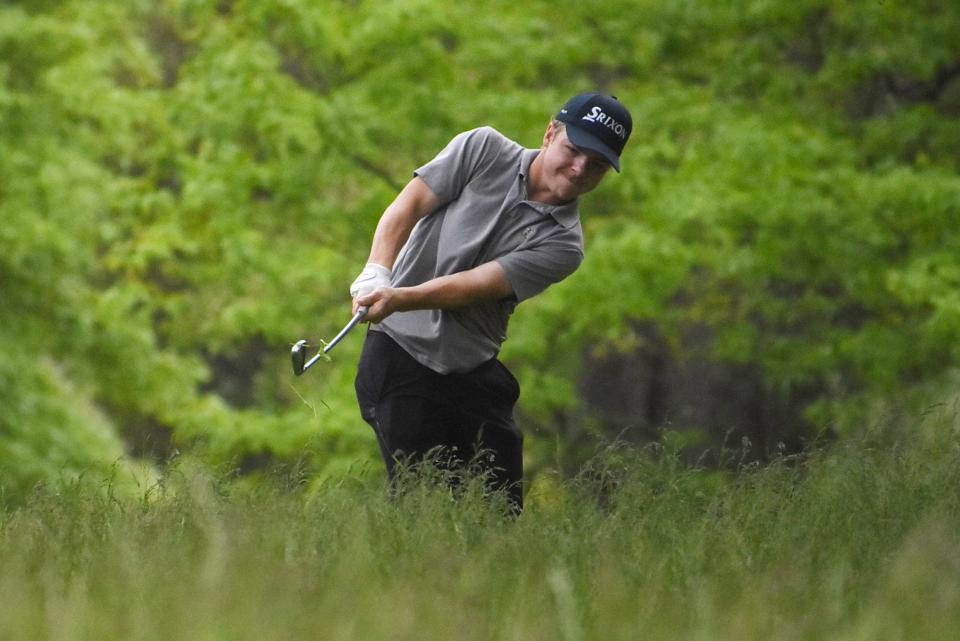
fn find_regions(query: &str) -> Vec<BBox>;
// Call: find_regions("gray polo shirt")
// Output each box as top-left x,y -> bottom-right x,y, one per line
376,126 -> 584,374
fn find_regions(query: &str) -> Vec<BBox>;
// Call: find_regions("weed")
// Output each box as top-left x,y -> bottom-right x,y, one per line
1,431 -> 958,640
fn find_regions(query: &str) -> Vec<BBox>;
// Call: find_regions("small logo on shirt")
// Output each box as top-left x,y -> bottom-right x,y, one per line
523,226 -> 536,240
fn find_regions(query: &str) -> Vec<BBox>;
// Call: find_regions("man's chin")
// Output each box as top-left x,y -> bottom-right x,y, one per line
559,184 -> 585,201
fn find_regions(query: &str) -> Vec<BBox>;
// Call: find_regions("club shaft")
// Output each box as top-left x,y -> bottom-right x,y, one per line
300,307 -> 367,373
323,307 -> 367,354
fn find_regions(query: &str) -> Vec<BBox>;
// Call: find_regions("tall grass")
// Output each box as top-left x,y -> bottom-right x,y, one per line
1,427 -> 958,641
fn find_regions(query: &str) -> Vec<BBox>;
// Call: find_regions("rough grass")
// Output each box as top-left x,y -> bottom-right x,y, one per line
1,429 -> 959,641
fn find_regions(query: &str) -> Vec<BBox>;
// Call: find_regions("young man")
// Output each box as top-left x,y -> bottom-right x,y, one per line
351,93 -> 632,512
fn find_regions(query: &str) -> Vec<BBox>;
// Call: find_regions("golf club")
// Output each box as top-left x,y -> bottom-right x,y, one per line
291,306 -> 368,376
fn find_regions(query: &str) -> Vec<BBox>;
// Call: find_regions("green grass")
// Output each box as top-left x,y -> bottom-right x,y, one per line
2,430 -> 959,641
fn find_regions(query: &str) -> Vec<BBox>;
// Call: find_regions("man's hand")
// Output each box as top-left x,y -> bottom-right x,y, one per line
349,263 -> 392,298
354,287 -> 404,324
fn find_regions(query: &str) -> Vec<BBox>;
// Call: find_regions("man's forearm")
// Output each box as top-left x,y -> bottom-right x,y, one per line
357,262 -> 514,323
366,177 -> 439,268
367,205 -> 415,268
396,263 -> 513,311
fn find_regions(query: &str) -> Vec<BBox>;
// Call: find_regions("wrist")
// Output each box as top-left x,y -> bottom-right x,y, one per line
364,262 -> 391,277
391,286 -> 416,313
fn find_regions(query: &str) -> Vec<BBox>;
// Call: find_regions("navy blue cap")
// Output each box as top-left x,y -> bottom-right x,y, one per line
555,93 -> 632,172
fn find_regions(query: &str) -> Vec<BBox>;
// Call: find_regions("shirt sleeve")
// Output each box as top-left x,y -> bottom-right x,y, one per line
496,235 -> 584,303
413,127 -> 501,204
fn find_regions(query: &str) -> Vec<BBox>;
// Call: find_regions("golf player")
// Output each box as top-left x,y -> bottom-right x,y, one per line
351,93 -> 632,512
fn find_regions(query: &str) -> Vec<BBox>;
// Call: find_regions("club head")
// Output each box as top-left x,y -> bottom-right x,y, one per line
291,340 -> 308,376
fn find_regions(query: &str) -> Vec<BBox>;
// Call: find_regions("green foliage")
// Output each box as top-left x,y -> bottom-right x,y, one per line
2,0 -> 960,495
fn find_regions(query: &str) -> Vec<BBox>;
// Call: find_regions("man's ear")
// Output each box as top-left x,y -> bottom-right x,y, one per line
542,121 -> 560,148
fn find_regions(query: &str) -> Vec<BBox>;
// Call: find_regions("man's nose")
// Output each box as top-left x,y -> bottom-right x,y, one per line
570,153 -> 588,175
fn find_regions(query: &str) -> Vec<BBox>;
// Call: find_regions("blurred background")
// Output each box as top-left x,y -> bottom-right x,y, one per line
2,0 -> 959,501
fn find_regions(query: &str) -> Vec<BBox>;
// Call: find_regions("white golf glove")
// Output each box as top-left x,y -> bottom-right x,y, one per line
349,263 -> 392,298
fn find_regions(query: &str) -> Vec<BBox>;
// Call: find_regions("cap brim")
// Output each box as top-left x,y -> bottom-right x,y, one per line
565,125 -> 621,172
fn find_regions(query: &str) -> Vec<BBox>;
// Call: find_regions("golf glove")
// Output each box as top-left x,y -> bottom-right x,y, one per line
350,263 -> 392,298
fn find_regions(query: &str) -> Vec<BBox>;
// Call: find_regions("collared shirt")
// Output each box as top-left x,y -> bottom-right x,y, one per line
376,126 -> 584,374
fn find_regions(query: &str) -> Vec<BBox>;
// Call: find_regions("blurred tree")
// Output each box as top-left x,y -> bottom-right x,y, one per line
2,0 -> 958,499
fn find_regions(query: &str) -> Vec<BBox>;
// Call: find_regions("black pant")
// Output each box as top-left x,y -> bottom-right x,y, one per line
355,330 -> 524,512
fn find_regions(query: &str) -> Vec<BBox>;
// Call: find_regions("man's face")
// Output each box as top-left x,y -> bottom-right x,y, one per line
535,122 -> 611,204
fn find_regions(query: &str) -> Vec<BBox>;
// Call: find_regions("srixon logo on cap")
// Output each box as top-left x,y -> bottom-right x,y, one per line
582,106 -> 628,140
